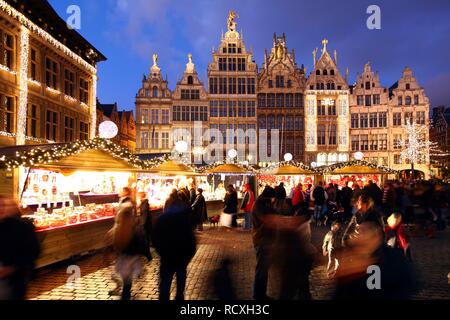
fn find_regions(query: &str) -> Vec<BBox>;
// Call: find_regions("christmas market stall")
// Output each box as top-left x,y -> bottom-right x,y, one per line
257,161 -> 316,196
136,158 -> 199,210
0,138 -> 142,268
321,160 -> 399,188
198,162 -> 256,217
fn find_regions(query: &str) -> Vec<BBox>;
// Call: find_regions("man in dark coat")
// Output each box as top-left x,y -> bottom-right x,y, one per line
0,197 -> 40,300
153,199 -> 197,300
191,188 -> 207,231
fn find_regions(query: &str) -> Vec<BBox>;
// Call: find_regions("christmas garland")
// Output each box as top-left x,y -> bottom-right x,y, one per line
257,161 -> 320,174
0,137 -> 144,170
320,160 -> 398,174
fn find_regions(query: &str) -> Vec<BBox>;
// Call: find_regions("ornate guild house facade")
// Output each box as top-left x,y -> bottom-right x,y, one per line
135,11 -> 431,177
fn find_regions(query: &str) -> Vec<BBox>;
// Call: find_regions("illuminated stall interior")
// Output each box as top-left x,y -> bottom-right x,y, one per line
322,160 -> 398,188
258,163 -> 315,195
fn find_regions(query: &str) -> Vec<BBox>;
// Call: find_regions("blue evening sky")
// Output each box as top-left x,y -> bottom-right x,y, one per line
49,0 -> 450,112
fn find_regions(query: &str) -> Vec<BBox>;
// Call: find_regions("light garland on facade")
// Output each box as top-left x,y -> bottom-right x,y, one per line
45,87 -> 61,95
90,75 -> 98,138
0,130 -> 53,143
16,26 -> 29,145
27,78 -> 41,87
64,95 -> 78,103
0,138 -> 143,170
0,64 -> 17,74
0,0 -> 97,75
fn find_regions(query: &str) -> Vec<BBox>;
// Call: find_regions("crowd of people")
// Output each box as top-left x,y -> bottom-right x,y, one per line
1,177 -> 449,300
249,178 -> 450,300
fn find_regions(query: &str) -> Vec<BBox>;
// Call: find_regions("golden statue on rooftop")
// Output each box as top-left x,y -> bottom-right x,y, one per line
152,53 -> 158,67
322,39 -> 328,53
227,10 -> 238,32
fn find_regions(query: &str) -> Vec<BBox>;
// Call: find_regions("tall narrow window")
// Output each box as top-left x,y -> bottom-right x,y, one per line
64,69 -> 75,97
276,94 -> 284,107
29,48 -> 39,81
329,125 -> 337,145
317,125 -> 326,145
79,78 -> 89,104
247,78 -> 255,94
161,132 -> 169,149
27,104 -> 39,138
140,132 -> 149,149
45,57 -> 58,89
45,110 -> 58,141
152,86 -> 158,97
64,116 -> 75,142
258,93 -> 266,108
187,76 -> 193,85
0,31 -> 14,69
79,121 -> 89,140
1,96 -> 15,133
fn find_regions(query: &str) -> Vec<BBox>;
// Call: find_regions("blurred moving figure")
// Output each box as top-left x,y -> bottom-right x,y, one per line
153,194 -> 197,300
385,213 -> 411,261
212,257 -> 236,300
137,192 -> 153,252
322,221 -> 343,278
335,222 -> 416,299
110,187 -> 143,300
240,184 -> 255,231
192,188 -> 208,232
223,185 -> 238,228
251,186 -> 277,300
0,196 -> 40,300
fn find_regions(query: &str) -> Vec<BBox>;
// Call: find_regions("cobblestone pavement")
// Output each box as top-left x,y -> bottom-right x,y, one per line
26,223 -> 450,300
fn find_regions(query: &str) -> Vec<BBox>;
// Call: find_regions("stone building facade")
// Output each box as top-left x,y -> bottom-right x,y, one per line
257,33 -> 306,162
135,55 -> 172,154
134,11 -> 431,176
0,0 -> 105,147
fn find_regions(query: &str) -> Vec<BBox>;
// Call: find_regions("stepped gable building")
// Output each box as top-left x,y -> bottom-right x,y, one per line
349,62 -> 389,166
304,39 -> 350,166
388,67 -> 430,177
172,53 -> 209,161
257,33 -> 306,162
135,54 -> 172,154
207,10 -> 258,161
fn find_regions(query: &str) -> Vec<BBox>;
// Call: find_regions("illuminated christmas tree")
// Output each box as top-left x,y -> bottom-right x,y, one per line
399,119 -> 446,179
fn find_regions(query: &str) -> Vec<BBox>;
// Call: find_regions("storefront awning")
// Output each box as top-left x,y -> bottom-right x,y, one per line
144,160 -> 199,176
262,164 -> 314,176
322,160 -> 398,175
206,163 -> 250,174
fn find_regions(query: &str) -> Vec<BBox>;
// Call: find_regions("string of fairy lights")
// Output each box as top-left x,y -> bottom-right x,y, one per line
320,160 -> 398,174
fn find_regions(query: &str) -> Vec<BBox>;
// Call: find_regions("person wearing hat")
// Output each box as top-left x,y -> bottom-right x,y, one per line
240,184 -> 255,231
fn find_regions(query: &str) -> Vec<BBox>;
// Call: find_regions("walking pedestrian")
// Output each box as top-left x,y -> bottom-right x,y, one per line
240,184 -> 255,231
153,197 -> 197,300
0,196 -> 40,300
311,181 -> 327,226
223,185 -> 238,228
191,188 -> 207,231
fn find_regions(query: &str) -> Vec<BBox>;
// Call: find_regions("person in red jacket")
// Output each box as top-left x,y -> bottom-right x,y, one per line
292,183 -> 304,211
240,184 -> 255,231
385,212 -> 411,261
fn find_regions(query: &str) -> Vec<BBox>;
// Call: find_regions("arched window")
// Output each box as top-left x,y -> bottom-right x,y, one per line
320,83 -> 325,90
331,83 -> 335,90
338,153 -> 348,162
316,70 -> 320,75
145,89 -> 150,97
152,86 -> 158,98
323,69 -> 328,75
327,83 -> 331,90
316,83 -> 321,90
330,69 -> 335,76
405,96 -> 411,105
187,76 -> 193,85
328,153 -> 338,165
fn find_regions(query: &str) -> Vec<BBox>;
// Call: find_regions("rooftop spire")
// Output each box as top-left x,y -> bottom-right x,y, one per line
322,39 -> 328,54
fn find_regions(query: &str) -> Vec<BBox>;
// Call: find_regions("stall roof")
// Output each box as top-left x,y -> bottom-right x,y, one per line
322,160 -> 398,175
206,163 -> 250,174
262,164 -> 314,176
0,138 -> 143,171
144,160 -> 198,176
